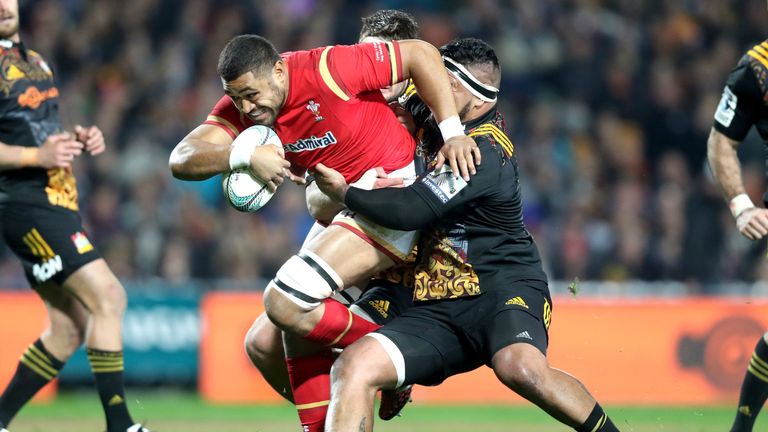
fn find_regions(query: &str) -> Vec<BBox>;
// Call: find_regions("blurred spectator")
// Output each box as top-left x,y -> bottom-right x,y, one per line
3,0 -> 767,293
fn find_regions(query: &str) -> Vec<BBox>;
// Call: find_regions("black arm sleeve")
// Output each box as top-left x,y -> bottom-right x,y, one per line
712,61 -> 763,141
344,142 -> 501,230
345,186 -> 438,231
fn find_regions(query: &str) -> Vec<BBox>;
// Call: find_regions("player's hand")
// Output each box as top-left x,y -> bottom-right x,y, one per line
736,207 -> 768,240
250,145 -> 290,192
74,125 -> 105,155
435,135 -> 481,181
351,167 -> 404,190
312,163 -> 348,203
38,132 -> 84,168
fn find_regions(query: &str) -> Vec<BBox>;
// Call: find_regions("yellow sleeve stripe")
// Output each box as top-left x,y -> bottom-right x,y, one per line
385,40 -> 398,84
748,50 -> 768,70
754,44 -> 768,61
470,124 -> 514,157
24,228 -> 54,259
319,47 -> 351,101
403,81 -> 417,98
206,115 -> 239,138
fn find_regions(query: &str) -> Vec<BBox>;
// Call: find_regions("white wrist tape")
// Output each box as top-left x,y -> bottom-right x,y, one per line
229,139 -> 258,171
438,115 -> 464,141
730,193 -> 755,218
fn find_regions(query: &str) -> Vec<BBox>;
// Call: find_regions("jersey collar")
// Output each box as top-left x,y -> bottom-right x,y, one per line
463,105 -> 500,132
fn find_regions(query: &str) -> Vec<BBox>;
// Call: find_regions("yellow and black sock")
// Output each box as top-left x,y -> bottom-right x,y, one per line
87,348 -> 134,432
0,339 -> 64,427
731,337 -> 768,432
576,403 -> 619,432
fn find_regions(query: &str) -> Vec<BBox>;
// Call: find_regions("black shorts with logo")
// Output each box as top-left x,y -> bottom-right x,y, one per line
1,201 -> 101,286
376,279 -> 551,387
353,279 -> 414,326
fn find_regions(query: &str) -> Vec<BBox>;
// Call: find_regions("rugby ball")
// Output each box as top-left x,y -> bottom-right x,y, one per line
222,125 -> 282,212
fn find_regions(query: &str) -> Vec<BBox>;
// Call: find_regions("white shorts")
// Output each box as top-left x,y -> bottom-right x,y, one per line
331,162 -> 418,263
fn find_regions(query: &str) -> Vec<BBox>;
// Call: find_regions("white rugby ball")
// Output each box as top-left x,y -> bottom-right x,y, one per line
222,125 -> 282,212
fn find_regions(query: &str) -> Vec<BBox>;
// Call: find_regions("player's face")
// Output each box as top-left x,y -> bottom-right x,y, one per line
223,63 -> 287,127
448,73 -> 475,121
0,0 -> 20,42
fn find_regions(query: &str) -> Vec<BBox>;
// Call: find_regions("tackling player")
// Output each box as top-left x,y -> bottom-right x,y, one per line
707,36 -> 768,432
0,1 -> 147,431
314,38 -> 620,432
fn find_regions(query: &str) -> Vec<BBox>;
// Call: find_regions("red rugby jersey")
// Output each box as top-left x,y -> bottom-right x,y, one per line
205,41 -> 416,182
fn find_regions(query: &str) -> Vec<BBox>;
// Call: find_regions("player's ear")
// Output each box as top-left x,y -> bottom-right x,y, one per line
273,60 -> 286,82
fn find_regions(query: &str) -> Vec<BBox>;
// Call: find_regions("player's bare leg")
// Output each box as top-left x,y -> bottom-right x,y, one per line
62,259 -> 146,432
244,312 -> 293,402
325,336 -> 399,432
492,344 -> 618,431
0,282 -> 87,428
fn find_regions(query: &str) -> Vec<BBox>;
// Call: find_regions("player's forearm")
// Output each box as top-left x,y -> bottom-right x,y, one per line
169,138 -> 231,181
0,141 -> 39,169
400,41 -> 458,124
345,186 -> 435,231
707,128 -> 746,201
306,181 -> 345,223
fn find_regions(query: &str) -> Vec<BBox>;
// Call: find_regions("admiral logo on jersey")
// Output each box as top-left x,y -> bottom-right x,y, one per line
284,131 -> 337,153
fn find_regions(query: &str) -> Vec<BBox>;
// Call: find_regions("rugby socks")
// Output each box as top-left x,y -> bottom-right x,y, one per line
731,336 -> 768,432
305,298 -> 381,348
0,339 -> 63,426
576,403 -> 619,432
87,348 -> 134,432
286,351 -> 337,432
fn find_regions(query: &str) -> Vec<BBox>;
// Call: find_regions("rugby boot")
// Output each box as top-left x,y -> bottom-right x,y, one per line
378,385 -> 412,420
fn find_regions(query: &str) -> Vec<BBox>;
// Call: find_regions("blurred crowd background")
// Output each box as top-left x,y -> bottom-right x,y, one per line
3,0 -> 768,294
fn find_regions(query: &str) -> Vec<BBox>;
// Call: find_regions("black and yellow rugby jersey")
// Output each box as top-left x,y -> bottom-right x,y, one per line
713,38 -> 768,203
346,106 -> 547,301
0,39 -> 77,210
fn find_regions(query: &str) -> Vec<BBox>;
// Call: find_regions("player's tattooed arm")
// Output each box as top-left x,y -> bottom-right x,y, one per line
707,128 -> 768,240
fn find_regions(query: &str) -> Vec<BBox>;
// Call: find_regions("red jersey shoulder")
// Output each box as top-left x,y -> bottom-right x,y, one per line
204,95 -> 253,139
315,42 -> 403,101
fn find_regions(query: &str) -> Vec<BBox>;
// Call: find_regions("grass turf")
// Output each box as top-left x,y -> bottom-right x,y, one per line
5,391 -> 757,432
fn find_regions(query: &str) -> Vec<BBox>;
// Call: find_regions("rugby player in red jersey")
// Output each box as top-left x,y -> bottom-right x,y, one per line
170,25 -> 477,431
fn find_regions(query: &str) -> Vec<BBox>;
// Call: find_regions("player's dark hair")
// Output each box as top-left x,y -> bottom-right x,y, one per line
218,35 -> 281,82
439,38 -> 499,72
359,10 -> 419,41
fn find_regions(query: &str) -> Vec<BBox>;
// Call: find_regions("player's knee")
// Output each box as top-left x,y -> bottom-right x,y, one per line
244,317 -> 284,367
332,345 -> 375,388
493,345 -> 547,395
90,280 -> 127,318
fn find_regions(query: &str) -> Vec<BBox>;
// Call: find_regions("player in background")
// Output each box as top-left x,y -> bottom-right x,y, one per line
169,21 -> 477,431
0,1 -> 148,431
314,38 -> 620,432
707,37 -> 768,432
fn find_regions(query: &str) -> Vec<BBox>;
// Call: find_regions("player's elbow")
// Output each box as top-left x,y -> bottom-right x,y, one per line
169,142 -> 199,181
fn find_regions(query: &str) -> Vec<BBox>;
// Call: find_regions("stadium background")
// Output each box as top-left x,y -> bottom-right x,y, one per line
2,0 -> 768,430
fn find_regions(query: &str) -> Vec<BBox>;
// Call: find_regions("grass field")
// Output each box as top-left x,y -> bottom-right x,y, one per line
6,391 -> 759,432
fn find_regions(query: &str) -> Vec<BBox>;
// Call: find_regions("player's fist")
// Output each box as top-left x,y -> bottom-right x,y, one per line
736,207 -> 768,240
75,125 -> 105,155
249,145 -> 290,190
312,163 -> 348,203
435,135 -> 481,181
38,132 -> 84,168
